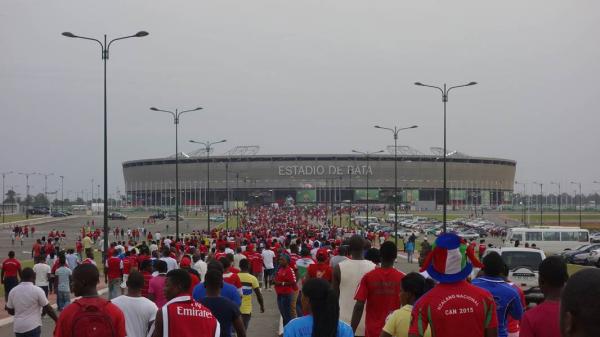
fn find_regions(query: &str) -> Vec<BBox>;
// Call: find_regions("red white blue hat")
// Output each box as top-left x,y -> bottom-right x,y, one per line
420,233 -> 483,283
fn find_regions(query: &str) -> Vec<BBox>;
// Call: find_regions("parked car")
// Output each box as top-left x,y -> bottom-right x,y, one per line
590,232 -> 600,243
109,212 -> 127,220
149,213 -> 166,220
561,244 -> 600,264
474,247 -> 546,303
457,230 -> 480,240
210,215 -> 225,223
27,207 -> 50,215
585,248 -> 600,266
50,210 -> 67,217
166,213 -> 184,221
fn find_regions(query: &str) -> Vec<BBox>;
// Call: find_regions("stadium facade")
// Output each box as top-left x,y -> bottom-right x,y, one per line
122,150 -> 516,209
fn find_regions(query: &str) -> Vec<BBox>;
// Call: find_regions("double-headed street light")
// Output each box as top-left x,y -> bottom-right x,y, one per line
18,172 -> 39,219
351,150 -> 384,228
62,30 -> 148,261
532,182 -> 543,225
151,106 -> 203,240
414,81 -> 477,232
1,171 -> 13,224
550,182 -> 561,226
189,139 -> 226,233
570,181 -> 582,227
374,124 -> 418,247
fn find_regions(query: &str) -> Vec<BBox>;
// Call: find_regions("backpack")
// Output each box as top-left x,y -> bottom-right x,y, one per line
71,298 -> 117,337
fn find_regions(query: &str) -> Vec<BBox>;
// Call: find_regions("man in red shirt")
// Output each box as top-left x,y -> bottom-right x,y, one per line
306,248 -> 333,282
520,256 -> 568,337
104,249 -> 123,300
352,241 -> 404,337
1,251 -> 22,301
409,233 -> 498,337
220,257 -> 242,294
54,264 -> 126,337
151,269 -> 220,337
31,240 -> 42,259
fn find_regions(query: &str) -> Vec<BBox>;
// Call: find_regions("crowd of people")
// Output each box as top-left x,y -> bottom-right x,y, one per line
1,205 -> 600,337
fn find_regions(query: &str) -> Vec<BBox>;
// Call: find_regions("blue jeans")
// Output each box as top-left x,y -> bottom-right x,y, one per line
16,326 -> 41,337
57,291 -> 71,311
277,293 -> 293,326
108,279 -> 121,300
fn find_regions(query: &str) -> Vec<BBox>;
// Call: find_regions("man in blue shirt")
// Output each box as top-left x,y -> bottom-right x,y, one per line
472,251 -> 523,337
192,261 -> 241,306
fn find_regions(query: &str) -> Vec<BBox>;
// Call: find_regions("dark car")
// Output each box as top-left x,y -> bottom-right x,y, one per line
109,212 -> 127,220
50,210 -> 67,217
561,244 -> 600,263
149,213 -> 166,220
27,207 -> 50,215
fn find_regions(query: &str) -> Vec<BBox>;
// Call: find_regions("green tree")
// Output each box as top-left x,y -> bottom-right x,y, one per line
3,189 -> 16,204
32,193 -> 49,207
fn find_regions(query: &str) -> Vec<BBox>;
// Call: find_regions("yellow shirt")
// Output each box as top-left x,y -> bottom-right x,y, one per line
82,236 -> 93,250
238,272 -> 260,314
383,305 -> 431,337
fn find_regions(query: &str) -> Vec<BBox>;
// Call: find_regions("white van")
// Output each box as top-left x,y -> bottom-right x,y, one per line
386,213 -> 413,223
505,227 -> 590,255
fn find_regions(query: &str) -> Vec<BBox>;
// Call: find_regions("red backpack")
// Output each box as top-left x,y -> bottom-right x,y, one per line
71,298 -> 117,337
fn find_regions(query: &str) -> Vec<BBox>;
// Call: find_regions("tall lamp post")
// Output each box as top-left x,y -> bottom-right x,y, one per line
532,182 -> 543,225
1,171 -> 13,223
189,139 -> 226,233
352,150 -> 384,229
62,30 -> 148,260
571,181 -> 582,227
374,124 -> 418,247
151,106 -> 202,240
551,182 -> 561,226
18,172 -> 38,219
515,181 -> 527,225
41,173 -> 54,210
593,181 -> 600,211
59,175 -> 65,211
415,81 -> 477,232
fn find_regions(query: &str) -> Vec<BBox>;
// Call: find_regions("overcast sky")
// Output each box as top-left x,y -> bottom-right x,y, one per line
1,0 -> 599,198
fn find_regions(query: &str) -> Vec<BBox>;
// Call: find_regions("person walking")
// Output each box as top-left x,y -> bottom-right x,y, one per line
519,256 -> 568,337
472,252 -> 523,337
5,267 -> 58,337
105,248 -> 123,300
2,251 -> 22,302
333,235 -> 375,337
200,270 -> 246,337
405,240 -> 415,264
283,278 -> 353,337
54,264 -> 126,337
352,242 -> 405,337
237,259 -> 265,330
148,260 -> 168,308
112,270 -> 158,337
151,269 -> 220,337
261,245 -> 275,290
274,254 -> 297,326
380,272 -> 434,337
54,255 -> 72,311
32,256 -> 51,298
408,233 -> 498,337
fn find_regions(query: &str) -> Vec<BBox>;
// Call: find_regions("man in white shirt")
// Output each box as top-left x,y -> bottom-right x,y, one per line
163,237 -> 172,248
112,270 -> 157,337
159,248 -> 178,272
5,267 -> 58,337
193,252 -> 208,282
261,246 -> 275,289
233,248 -> 247,269
32,256 -> 51,297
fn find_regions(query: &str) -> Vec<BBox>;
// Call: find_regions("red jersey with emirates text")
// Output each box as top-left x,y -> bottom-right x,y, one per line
409,280 -> 498,337
161,295 -> 220,337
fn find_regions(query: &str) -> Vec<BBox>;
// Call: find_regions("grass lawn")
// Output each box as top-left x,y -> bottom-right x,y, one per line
0,214 -> 44,224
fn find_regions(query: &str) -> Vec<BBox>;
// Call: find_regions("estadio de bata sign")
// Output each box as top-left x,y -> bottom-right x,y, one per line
278,165 -> 373,176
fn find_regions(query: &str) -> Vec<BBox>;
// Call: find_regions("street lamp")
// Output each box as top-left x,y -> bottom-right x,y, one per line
550,182 -> 561,226
352,149 -> 384,228
59,175 -> 65,212
515,181 -> 527,225
571,181 -> 582,227
593,181 -> 600,211
151,106 -> 202,240
415,81 -> 477,232
374,124 -> 418,247
189,139 -> 226,233
40,173 -> 54,209
62,30 -> 148,261
18,172 -> 38,219
1,171 -> 13,224
532,181 -> 543,226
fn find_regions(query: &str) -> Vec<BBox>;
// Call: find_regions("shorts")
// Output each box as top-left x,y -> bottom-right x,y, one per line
4,276 -> 18,298
265,269 -> 274,278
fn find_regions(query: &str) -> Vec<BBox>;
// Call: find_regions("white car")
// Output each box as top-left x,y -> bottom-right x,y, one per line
586,248 -> 600,266
473,247 -> 546,303
590,233 -> 600,243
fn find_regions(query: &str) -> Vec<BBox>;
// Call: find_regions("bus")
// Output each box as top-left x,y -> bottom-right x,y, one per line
386,213 -> 414,223
505,227 -> 590,254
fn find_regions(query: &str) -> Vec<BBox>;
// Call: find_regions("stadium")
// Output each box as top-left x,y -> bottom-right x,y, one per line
122,146 -> 516,210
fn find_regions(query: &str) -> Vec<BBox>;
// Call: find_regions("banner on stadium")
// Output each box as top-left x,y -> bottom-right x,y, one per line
354,189 -> 380,201
296,189 -> 317,203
